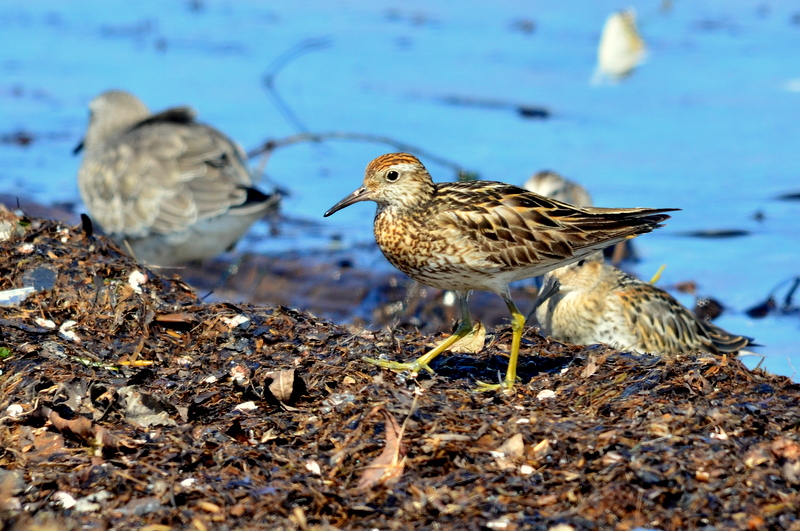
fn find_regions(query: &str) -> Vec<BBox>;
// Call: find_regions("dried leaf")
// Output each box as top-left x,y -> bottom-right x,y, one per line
531,438 -> 551,460
493,433 -> 524,470
782,461 -> 800,484
264,369 -> 307,406
41,406 -> 121,449
196,500 -> 221,513
743,447 -> 772,468
155,312 -> 199,324
0,470 -> 21,508
771,437 -> 800,460
581,356 -> 598,378
449,321 -> 486,354
24,431 -> 64,463
357,408 -> 407,489
117,386 -> 177,428
266,369 -> 298,403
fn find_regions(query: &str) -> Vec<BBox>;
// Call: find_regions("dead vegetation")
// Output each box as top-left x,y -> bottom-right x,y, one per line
1,211 -> 799,531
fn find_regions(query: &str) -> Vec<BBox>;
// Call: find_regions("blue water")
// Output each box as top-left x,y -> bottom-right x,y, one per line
1,1 -> 798,378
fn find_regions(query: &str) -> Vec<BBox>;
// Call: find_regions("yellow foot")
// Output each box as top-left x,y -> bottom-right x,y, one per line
362,356 -> 434,375
474,379 -> 515,393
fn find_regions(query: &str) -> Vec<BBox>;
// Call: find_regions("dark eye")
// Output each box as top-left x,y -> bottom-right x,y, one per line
577,259 -> 585,267
386,170 -> 399,182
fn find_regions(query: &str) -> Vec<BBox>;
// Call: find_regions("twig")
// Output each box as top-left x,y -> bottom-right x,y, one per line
247,131 -> 469,176
261,38 -> 332,134
433,94 -> 550,119
782,277 -> 799,309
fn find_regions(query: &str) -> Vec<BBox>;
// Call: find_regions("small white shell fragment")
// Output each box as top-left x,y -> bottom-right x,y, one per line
180,478 -> 196,488
204,375 -> 218,384
519,464 -> 534,475
234,401 -> 258,411
486,515 -> 513,529
305,460 -> 322,476
53,491 -> 77,509
35,317 -> 57,329
536,389 -> 556,400
6,404 -> 24,417
710,429 -> 729,440
73,498 -> 101,513
128,271 -> 147,294
230,365 -> 249,385
59,320 -> 81,343
222,314 -> 250,328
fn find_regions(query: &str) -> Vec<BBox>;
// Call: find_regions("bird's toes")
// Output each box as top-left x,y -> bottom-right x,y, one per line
362,356 -> 433,375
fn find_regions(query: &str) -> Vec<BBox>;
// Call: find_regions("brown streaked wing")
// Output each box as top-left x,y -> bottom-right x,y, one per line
432,181 -> 673,270
699,320 -> 752,353
616,281 -> 715,355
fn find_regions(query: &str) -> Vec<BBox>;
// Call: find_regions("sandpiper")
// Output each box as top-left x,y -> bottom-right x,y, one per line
523,170 -> 593,208
75,90 -> 279,266
325,153 -> 676,391
535,253 -> 753,356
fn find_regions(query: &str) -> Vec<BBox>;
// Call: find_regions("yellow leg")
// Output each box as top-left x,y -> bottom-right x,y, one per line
476,294 -> 525,392
364,291 -> 474,375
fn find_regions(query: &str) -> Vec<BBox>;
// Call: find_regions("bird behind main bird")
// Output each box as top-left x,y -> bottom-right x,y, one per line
534,252 -> 754,356
75,90 -> 279,266
325,153 -> 678,391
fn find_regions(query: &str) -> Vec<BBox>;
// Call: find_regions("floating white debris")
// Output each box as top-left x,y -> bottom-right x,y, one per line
594,8 -> 647,83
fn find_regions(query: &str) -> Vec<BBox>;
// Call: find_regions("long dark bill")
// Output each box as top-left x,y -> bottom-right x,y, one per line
324,186 -> 372,217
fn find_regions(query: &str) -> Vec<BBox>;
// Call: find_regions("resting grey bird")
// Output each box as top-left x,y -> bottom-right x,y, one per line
74,90 -> 279,266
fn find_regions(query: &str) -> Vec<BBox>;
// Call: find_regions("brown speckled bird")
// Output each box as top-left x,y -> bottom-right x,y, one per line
324,153 -> 676,391
523,170 -> 593,208
75,90 -> 279,266
535,253 -> 753,355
